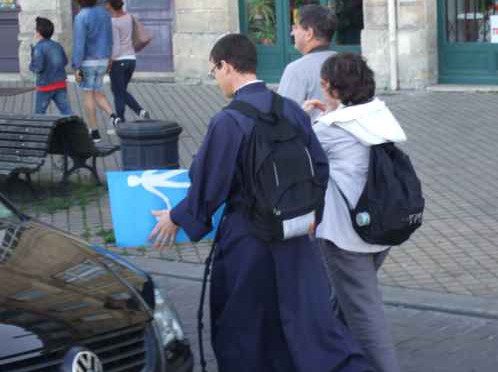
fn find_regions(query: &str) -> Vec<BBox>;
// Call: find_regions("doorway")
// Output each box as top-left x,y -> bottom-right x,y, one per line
72,0 -> 174,72
126,0 -> 174,72
239,0 -> 363,82
0,0 -> 20,73
438,0 -> 498,84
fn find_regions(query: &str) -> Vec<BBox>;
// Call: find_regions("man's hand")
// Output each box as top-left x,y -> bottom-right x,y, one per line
149,210 -> 179,251
302,99 -> 327,113
308,221 -> 317,239
75,69 -> 83,84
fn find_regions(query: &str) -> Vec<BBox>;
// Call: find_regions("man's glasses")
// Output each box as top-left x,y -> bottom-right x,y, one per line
208,62 -> 222,80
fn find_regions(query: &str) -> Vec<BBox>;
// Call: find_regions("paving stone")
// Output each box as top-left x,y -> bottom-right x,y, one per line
2,85 -> 498,299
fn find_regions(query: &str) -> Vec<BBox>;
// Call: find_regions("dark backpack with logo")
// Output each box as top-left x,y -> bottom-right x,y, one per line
225,92 -> 324,242
338,142 -> 425,246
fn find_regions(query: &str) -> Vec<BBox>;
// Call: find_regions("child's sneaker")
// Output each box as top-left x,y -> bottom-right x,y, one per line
90,129 -> 102,143
139,109 -> 150,120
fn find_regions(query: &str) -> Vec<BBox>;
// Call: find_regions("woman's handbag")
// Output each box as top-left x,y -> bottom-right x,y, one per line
131,14 -> 153,52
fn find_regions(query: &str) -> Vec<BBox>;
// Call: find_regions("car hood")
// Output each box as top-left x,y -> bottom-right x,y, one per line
0,219 -> 151,360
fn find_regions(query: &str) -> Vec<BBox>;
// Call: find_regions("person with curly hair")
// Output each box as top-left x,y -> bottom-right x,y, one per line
304,53 -> 406,372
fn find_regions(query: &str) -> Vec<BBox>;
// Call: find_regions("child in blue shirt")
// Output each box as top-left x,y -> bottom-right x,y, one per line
29,17 -> 72,115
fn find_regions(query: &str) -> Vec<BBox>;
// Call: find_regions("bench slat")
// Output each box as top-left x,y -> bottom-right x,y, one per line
0,154 -> 48,164
0,125 -> 52,135
0,148 -> 46,158
0,140 -> 48,151
0,119 -> 58,128
1,133 -> 50,143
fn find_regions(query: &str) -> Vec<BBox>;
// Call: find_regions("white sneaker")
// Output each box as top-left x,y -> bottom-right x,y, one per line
109,114 -> 122,128
139,109 -> 150,120
108,115 -> 121,135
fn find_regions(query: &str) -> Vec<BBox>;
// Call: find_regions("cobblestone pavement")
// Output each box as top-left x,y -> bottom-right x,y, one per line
155,274 -> 498,372
1,81 -> 498,299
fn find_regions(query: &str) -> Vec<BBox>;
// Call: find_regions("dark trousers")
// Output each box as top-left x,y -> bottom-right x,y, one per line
319,239 -> 400,372
109,59 -> 142,121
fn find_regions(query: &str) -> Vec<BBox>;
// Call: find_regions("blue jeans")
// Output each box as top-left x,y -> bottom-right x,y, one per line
35,88 -> 72,115
109,59 -> 142,121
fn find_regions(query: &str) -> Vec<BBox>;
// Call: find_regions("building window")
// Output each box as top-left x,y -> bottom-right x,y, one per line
245,0 -> 278,45
446,0 -> 498,42
333,0 -> 363,45
289,1 -> 363,46
0,0 -> 16,10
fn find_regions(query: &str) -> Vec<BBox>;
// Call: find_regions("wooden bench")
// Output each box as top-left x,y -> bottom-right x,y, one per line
49,116 -> 120,185
0,114 -> 58,192
0,114 -> 119,191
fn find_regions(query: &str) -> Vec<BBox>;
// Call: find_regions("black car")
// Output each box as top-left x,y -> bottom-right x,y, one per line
0,194 -> 193,372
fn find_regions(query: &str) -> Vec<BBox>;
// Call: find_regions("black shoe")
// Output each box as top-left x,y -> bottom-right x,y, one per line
91,129 -> 102,143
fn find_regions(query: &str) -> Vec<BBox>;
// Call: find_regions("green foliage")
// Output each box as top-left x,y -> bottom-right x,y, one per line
248,0 -> 276,24
27,183 -> 105,215
248,0 -> 276,44
96,228 -> 116,244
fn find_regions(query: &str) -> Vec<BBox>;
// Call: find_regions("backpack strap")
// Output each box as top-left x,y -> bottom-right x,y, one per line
270,92 -> 284,117
225,99 -> 262,120
336,182 -> 353,211
225,92 -> 282,121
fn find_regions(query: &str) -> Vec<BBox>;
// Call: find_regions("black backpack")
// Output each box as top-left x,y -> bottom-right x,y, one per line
225,92 -> 324,242
338,142 -> 425,246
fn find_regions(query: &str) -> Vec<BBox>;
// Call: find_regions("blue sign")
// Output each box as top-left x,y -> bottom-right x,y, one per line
107,169 -> 223,248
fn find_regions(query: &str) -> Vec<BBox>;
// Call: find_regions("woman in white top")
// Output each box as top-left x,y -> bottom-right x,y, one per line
106,0 -> 149,124
304,53 -> 406,372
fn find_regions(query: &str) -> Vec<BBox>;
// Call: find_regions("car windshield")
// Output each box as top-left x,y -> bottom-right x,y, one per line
0,199 -> 22,264
0,200 -> 16,220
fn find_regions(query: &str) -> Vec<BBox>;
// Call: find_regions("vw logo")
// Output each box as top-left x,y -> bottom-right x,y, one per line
62,348 -> 103,372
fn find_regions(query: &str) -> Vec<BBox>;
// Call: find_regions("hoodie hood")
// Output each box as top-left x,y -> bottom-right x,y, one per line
315,98 -> 407,146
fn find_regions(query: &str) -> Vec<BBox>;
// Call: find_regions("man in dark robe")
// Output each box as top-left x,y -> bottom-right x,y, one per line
150,34 -> 372,372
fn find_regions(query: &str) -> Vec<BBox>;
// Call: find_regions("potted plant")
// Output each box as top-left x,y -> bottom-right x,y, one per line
250,19 -> 276,45
248,0 -> 276,24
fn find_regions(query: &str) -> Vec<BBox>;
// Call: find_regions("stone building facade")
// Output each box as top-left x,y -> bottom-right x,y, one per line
2,1 -> 495,89
173,0 -> 439,90
16,0 -> 73,78
173,0 -> 239,83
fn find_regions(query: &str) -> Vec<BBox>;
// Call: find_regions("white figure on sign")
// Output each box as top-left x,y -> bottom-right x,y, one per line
127,170 -> 191,210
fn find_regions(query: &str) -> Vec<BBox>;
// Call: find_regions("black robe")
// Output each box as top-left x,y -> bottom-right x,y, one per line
171,82 -> 371,372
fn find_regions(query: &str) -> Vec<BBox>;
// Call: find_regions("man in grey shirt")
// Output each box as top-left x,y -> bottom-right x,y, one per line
278,4 -> 337,122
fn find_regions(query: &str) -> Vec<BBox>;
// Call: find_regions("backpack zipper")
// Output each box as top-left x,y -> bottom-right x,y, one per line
272,161 -> 280,187
304,148 -> 315,176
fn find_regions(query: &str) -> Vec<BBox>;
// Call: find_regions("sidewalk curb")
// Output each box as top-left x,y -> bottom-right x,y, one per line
382,286 -> 498,320
128,256 -> 498,320
427,84 -> 498,93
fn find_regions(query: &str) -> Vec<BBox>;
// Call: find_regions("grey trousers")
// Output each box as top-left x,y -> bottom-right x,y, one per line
318,239 -> 400,372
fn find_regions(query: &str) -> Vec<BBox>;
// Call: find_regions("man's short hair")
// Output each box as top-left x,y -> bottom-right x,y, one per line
209,34 -> 257,74
36,17 -> 54,40
77,0 -> 97,7
320,53 -> 375,106
299,4 -> 337,43
107,0 -> 124,10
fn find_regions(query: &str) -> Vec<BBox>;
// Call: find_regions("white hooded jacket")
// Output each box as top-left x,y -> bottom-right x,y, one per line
313,98 -> 407,253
